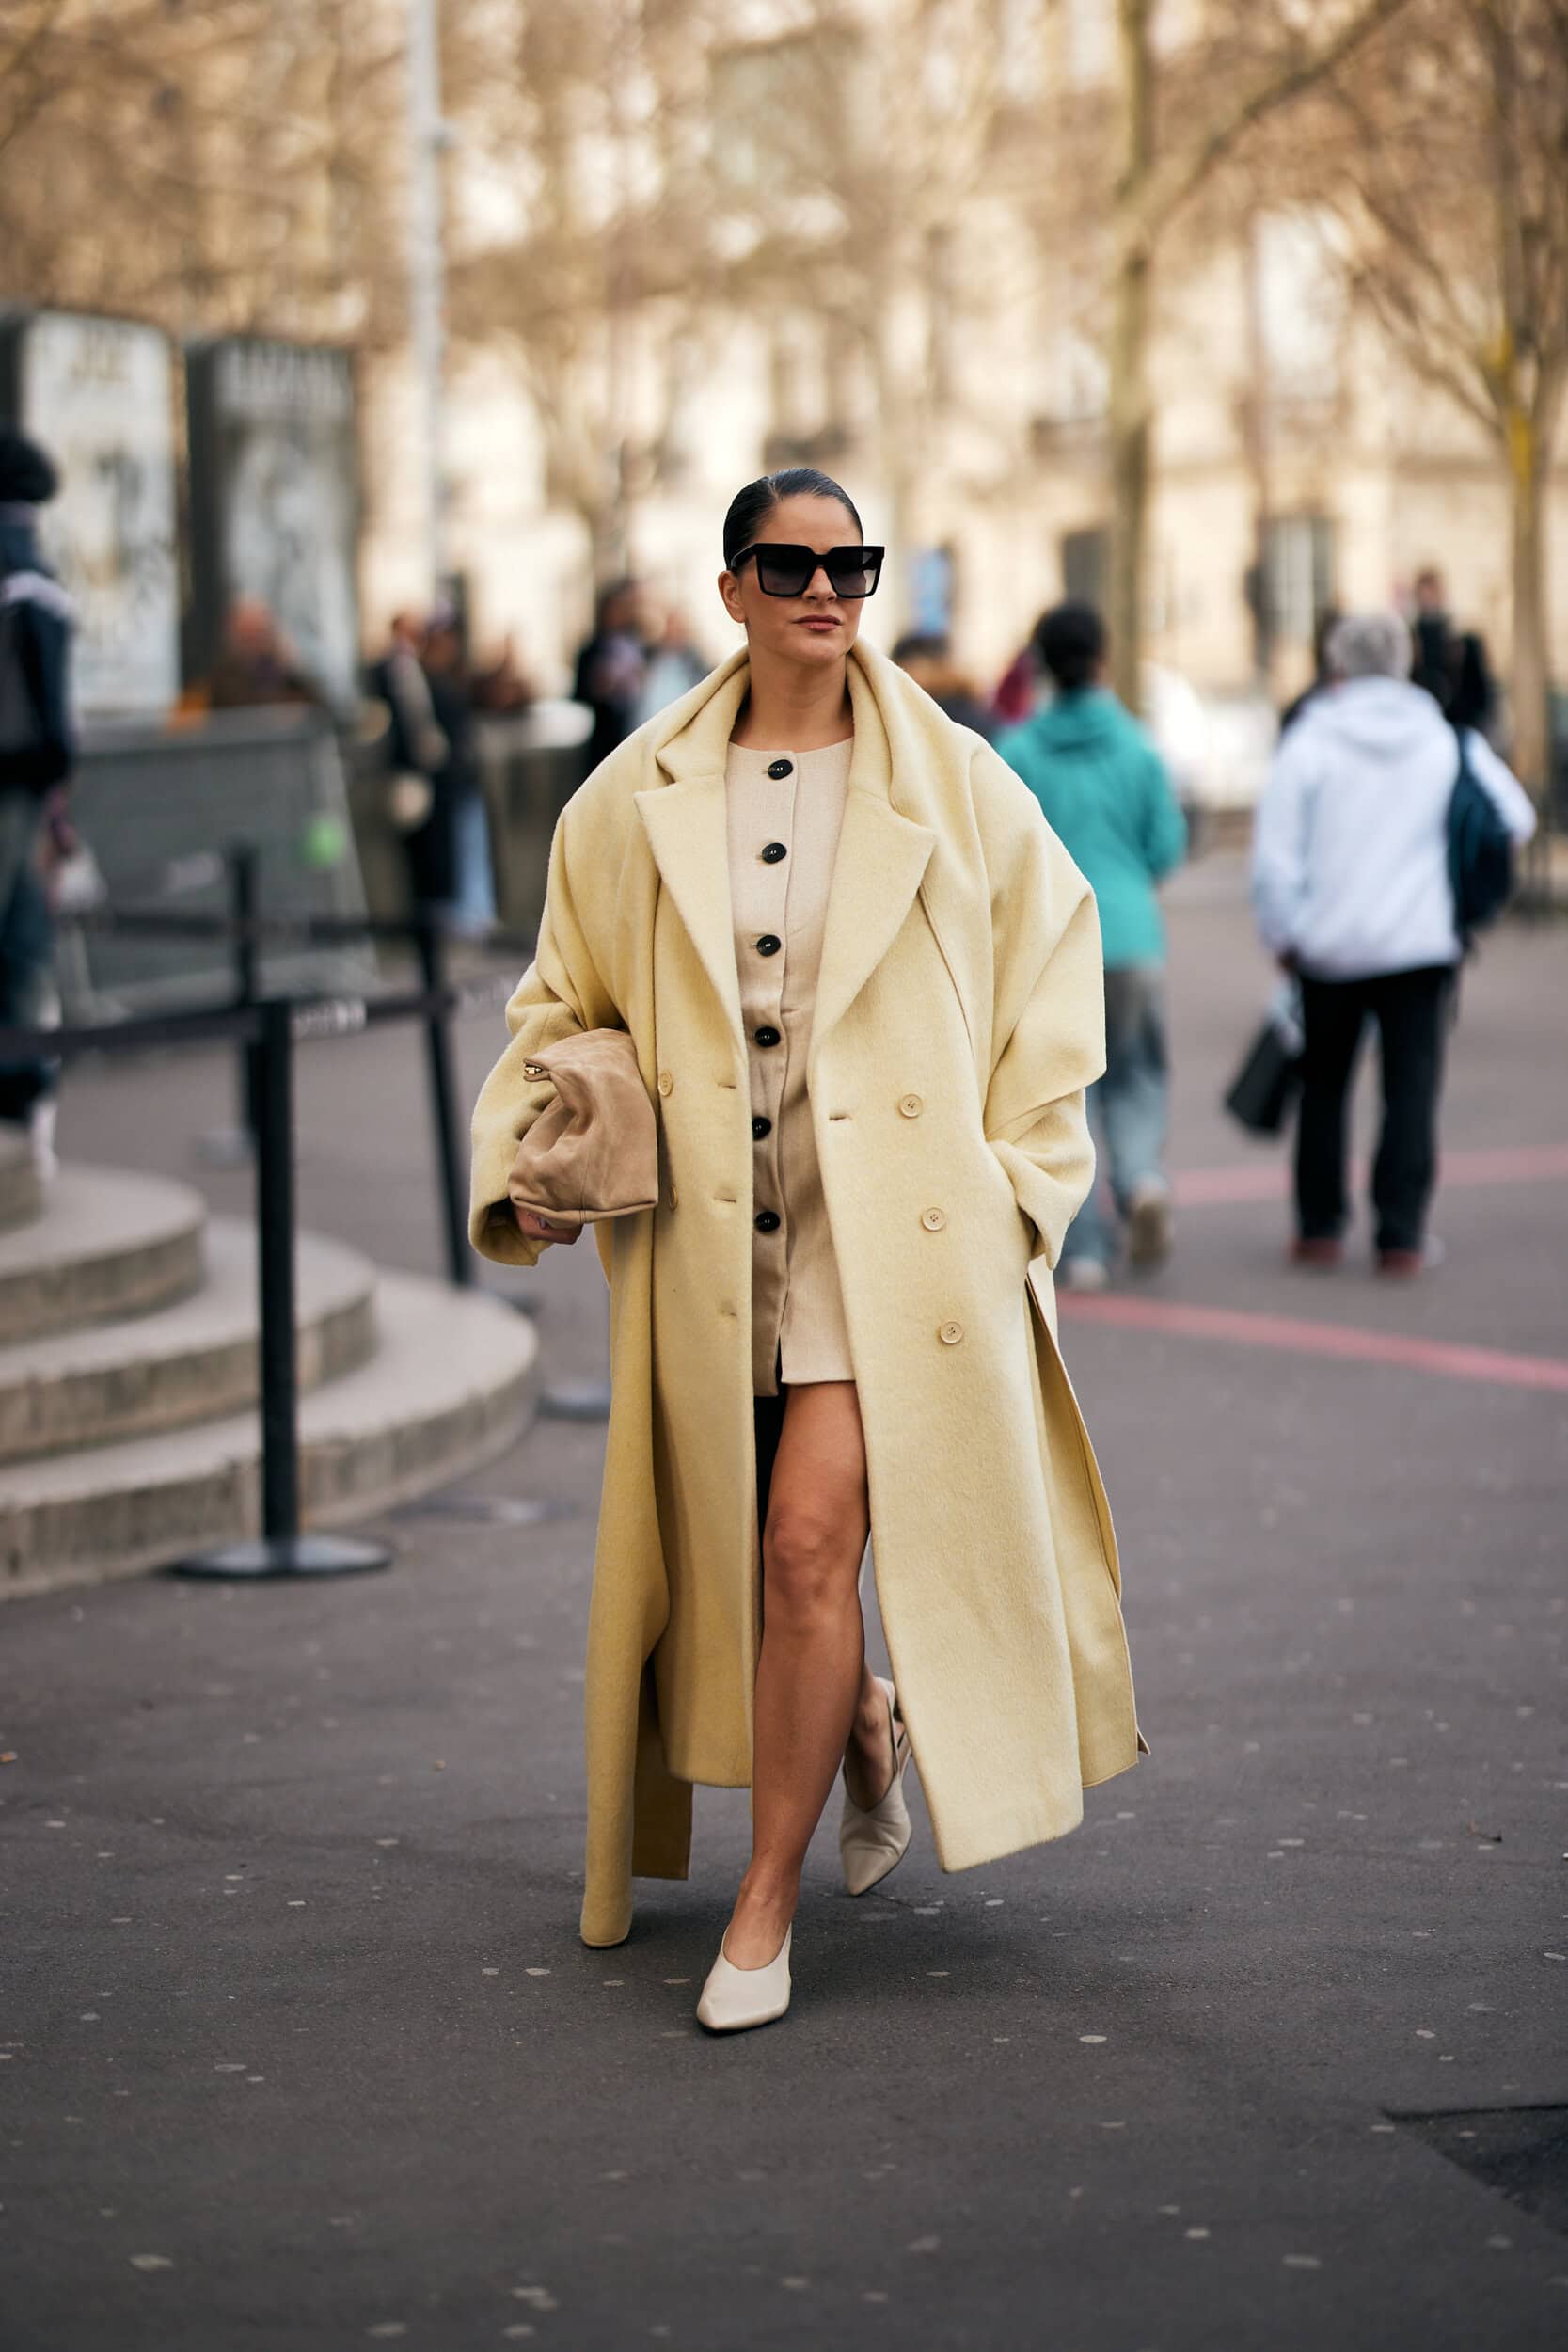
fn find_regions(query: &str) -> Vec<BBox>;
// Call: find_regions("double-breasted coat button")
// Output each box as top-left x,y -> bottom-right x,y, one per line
755,933 -> 782,956
767,758 -> 794,779
938,1320 -> 963,1346
754,1025 -> 782,1047
754,1209 -> 781,1232
898,1093 -> 924,1119
657,1070 -> 674,1096
921,1207 -> 947,1232
752,1115 -> 772,1139
761,841 -> 788,864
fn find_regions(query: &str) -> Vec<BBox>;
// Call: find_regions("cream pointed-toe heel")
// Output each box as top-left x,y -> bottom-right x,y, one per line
839,1676 -> 912,1897
695,1926 -> 792,2033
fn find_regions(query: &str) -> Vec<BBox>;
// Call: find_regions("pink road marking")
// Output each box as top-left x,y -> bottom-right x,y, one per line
1058,1293 -> 1568,1394
1172,1139 -> 1568,1209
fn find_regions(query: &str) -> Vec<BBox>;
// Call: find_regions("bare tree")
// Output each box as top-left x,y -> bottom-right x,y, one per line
1311,0 -> 1568,795
446,0 -> 727,580
0,0 -> 412,343
1085,0 -> 1415,705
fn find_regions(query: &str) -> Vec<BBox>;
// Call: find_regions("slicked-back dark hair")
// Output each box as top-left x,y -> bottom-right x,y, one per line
722,469 -> 864,568
1033,600 -> 1106,691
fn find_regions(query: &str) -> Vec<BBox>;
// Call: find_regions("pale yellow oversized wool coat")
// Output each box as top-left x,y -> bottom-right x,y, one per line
470,642 -> 1143,1948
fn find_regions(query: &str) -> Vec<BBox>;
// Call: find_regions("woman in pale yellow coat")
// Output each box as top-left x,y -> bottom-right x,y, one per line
470,470 -> 1143,2031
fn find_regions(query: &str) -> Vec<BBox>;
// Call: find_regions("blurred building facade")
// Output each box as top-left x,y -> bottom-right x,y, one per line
346,0 -> 1568,709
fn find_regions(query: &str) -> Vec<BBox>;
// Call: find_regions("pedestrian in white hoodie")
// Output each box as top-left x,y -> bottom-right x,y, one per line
1252,611 -> 1535,1275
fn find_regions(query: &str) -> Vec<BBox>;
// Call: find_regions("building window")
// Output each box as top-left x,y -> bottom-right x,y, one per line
1061,525 -> 1109,610
1260,514 -> 1336,653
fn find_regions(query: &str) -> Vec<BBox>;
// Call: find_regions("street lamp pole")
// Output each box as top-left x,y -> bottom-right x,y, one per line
406,0 -> 447,601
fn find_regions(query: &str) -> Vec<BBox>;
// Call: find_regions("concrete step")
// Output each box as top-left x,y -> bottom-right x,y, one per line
0,1220 -> 376,1464
0,1272 -> 539,1596
0,1167 -> 206,1343
0,1128 -> 40,1232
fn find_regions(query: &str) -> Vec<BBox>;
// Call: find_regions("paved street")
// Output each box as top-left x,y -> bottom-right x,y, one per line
4,855 -> 1566,2351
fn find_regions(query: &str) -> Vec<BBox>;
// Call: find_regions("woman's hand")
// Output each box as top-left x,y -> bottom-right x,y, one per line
515,1208 -> 583,1246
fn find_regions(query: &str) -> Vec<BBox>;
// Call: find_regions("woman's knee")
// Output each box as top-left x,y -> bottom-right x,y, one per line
763,1506 -> 861,1626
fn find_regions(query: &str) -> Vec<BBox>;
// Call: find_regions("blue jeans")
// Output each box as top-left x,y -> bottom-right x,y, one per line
448,789 -> 497,932
1060,964 -> 1169,1268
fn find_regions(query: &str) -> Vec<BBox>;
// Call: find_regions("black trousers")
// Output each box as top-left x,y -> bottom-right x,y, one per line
1295,965 -> 1453,1254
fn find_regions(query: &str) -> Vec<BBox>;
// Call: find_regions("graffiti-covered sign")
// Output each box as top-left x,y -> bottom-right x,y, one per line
187,338 -> 359,709
3,311 -> 180,717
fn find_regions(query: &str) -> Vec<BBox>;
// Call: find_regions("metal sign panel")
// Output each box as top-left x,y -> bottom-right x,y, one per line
187,338 -> 360,710
8,311 -> 180,718
57,708 -> 375,1022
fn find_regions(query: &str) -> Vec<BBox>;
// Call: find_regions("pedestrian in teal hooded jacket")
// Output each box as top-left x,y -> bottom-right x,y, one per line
998,602 -> 1187,1284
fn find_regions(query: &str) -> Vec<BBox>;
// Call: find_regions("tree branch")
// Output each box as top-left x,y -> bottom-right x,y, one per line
1128,0 -> 1416,254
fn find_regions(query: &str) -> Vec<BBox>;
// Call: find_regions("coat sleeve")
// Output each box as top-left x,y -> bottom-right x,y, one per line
467,799 -> 624,1267
1465,731 -> 1538,845
972,744 -> 1105,1268
1140,741 -> 1188,882
1251,726 -> 1314,958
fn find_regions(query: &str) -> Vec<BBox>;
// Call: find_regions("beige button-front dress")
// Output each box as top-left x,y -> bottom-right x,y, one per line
725,739 -> 855,1397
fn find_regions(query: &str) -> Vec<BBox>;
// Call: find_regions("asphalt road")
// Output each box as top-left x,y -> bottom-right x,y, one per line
4,857 -> 1565,2351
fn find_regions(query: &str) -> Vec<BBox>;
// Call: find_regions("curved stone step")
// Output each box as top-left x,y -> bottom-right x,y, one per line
0,1130 -> 40,1232
0,1167 -> 206,1343
0,1221 -> 377,1463
0,1273 -> 539,1595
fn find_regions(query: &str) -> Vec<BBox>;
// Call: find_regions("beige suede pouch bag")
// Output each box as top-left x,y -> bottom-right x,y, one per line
506,1029 -> 658,1229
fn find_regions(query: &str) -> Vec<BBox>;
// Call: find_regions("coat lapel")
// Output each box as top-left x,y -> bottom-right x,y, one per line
811,788 -> 935,1062
810,649 -> 936,1060
634,774 -> 744,1053
633,653 -> 750,1054
631,644 -> 938,1062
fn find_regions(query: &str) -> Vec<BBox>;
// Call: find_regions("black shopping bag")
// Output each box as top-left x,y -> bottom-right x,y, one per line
1224,1013 -> 1301,1136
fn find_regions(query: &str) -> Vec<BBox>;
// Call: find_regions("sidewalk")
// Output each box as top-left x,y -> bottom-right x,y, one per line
3,861 -> 1564,2350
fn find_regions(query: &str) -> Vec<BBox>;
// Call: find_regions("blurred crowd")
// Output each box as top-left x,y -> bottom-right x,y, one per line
0,410 -> 1541,1282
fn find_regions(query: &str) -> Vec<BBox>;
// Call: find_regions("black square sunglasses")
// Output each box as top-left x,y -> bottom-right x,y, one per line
729,542 -> 884,599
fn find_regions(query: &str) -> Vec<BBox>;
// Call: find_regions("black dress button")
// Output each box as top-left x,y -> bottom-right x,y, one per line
755,933 -> 782,957
767,758 -> 794,780
761,841 -> 787,864
754,1025 -> 781,1048
752,1116 -> 772,1140
754,1209 -> 781,1232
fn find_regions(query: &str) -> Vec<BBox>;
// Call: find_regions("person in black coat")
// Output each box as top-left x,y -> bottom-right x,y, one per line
572,579 -> 647,773
0,426 -> 75,1162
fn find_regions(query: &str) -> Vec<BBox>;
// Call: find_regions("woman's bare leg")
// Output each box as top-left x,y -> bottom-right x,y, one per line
723,1379 -> 891,1967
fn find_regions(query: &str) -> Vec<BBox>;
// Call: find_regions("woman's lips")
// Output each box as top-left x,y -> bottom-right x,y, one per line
799,616 -> 840,631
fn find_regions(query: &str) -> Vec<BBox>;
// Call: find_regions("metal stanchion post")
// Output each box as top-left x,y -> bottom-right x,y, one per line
195,841 -> 262,1168
173,1000 -> 391,1579
414,917 -> 475,1288
233,842 -> 261,1138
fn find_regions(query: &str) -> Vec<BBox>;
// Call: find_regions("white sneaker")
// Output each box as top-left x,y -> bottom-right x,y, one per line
1126,1177 -> 1173,1268
1061,1256 -> 1110,1294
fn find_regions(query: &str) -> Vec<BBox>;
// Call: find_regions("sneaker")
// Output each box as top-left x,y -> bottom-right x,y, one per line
1125,1178 -> 1174,1268
1290,1236 -> 1343,1269
1061,1256 -> 1111,1294
1378,1234 -> 1445,1278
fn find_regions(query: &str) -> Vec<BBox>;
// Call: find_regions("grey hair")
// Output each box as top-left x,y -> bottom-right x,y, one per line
1325,611 -> 1413,682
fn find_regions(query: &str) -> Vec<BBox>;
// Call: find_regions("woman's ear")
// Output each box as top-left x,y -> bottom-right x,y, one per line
718,568 -> 747,628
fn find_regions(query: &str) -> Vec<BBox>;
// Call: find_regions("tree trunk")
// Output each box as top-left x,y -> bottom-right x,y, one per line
1107,0 -> 1155,712
1506,411 -> 1550,808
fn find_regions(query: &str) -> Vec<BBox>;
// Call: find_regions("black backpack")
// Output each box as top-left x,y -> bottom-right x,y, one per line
1447,728 -> 1513,950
